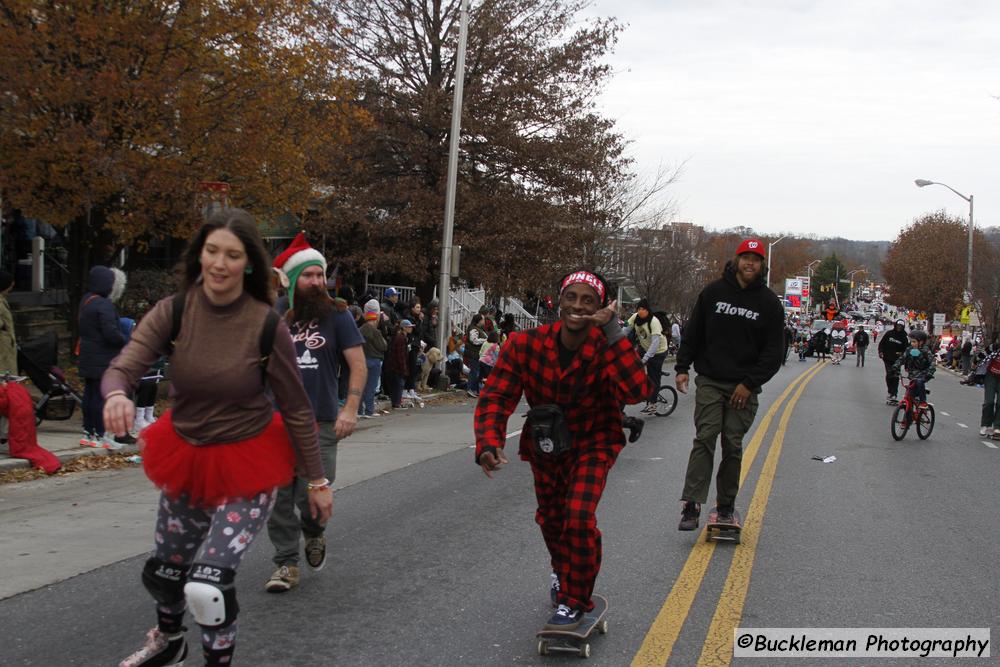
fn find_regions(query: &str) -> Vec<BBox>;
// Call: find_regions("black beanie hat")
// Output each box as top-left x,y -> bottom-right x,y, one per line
637,298 -> 651,311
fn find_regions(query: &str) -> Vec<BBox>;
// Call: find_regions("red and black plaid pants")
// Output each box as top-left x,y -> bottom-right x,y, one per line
530,450 -> 616,613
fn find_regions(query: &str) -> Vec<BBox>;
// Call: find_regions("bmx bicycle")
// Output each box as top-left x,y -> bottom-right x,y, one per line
652,371 -> 678,417
890,377 -> 934,441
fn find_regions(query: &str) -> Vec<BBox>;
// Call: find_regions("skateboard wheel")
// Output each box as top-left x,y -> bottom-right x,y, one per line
537,639 -> 548,655
598,619 -> 608,634
579,643 -> 591,658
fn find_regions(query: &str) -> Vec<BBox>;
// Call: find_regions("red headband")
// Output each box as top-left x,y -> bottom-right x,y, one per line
560,271 -> 605,301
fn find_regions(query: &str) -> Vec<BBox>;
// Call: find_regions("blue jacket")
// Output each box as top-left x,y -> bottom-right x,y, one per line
78,267 -> 127,379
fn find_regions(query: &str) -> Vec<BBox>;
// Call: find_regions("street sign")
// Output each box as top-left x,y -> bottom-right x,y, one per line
785,279 -> 802,295
933,324 -> 943,335
932,313 -> 945,326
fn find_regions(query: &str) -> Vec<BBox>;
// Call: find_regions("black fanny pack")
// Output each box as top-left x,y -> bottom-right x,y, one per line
525,404 -> 572,456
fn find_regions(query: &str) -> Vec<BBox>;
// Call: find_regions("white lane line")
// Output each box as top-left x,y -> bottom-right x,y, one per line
957,423 -> 968,429
506,429 -> 522,439
982,441 -> 999,449
940,411 -> 950,416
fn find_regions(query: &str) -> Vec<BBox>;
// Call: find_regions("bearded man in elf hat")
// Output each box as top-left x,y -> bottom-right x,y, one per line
474,269 -> 651,630
674,238 -> 784,531
263,232 -> 367,593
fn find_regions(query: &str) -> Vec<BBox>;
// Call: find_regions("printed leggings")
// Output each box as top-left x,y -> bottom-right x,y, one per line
531,451 -> 615,613
149,490 -> 275,659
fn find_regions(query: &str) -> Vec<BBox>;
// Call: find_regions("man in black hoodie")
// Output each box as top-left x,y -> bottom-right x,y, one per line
674,239 -> 784,531
877,319 -> 909,403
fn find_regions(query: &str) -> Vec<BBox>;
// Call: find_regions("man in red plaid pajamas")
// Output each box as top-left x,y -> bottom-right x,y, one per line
474,270 -> 651,630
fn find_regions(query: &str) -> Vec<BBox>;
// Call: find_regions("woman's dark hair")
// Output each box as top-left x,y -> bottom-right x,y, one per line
487,330 -> 499,344
470,313 -> 484,328
0,270 -> 13,292
179,208 -> 273,304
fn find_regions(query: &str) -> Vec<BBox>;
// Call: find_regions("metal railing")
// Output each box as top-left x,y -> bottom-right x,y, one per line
367,283 -> 416,305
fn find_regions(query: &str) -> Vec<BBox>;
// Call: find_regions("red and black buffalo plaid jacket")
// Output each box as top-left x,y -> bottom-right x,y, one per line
474,321 -> 652,461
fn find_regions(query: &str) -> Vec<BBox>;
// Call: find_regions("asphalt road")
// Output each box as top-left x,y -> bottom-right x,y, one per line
1,354 -> 995,666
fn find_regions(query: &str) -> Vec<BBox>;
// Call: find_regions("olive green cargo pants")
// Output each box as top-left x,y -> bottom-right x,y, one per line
681,375 -> 759,510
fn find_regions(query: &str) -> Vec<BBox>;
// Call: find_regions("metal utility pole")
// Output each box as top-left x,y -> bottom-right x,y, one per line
437,0 -> 471,357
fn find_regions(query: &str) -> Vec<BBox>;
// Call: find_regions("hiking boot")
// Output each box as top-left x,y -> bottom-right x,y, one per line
119,627 -> 187,667
623,415 -> 644,443
678,501 -> 701,531
304,536 -> 327,571
265,565 -> 299,593
549,572 -> 560,607
544,604 -> 582,630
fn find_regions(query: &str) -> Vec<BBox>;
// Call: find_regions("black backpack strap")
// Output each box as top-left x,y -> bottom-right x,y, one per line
168,293 -> 185,354
258,309 -> 281,381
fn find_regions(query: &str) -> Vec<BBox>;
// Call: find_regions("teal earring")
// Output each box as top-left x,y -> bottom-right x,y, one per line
245,266 -> 253,275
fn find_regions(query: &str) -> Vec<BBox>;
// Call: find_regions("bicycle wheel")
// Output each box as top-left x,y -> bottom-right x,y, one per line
916,404 -> 935,440
890,404 -> 910,441
655,385 -> 678,417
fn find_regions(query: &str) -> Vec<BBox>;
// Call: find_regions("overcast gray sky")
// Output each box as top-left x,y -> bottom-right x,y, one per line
585,0 -> 1000,241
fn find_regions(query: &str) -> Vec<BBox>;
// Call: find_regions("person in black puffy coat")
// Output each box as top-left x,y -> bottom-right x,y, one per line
78,266 -> 127,448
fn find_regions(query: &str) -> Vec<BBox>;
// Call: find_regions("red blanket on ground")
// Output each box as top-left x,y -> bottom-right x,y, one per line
0,382 -> 61,474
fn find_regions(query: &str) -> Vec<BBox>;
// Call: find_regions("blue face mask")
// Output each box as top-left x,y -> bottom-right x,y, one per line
909,347 -> 921,357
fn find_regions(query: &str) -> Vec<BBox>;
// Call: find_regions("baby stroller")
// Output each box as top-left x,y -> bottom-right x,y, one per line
17,330 -> 83,425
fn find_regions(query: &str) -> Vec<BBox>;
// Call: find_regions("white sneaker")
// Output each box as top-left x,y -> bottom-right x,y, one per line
100,435 -> 123,451
981,426 -> 992,437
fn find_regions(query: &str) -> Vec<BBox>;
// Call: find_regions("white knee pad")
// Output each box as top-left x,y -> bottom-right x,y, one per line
184,565 -> 238,628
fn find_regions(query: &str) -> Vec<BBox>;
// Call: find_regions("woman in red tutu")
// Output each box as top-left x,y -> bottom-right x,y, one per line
103,209 -> 332,667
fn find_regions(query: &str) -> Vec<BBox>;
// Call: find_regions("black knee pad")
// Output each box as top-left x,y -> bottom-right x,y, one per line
142,557 -> 187,606
184,563 -> 239,628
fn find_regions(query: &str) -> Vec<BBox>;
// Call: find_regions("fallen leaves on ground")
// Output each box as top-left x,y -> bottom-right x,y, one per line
0,453 -> 140,485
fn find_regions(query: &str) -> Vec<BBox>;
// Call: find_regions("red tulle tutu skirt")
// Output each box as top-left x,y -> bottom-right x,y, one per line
140,410 -> 295,506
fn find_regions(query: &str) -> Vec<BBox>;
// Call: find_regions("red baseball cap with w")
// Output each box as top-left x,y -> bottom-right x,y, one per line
736,238 -> 766,258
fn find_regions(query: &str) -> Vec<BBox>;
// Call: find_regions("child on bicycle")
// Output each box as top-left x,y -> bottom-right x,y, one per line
891,329 -> 935,405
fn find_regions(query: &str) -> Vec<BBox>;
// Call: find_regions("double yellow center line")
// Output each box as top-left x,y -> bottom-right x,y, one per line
631,361 -> 827,667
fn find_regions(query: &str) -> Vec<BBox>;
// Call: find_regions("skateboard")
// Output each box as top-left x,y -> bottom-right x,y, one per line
536,594 -> 608,659
705,508 -> 742,545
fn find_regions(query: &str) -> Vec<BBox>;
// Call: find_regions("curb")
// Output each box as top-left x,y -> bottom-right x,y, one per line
1,391 -> 459,473
0,443 -> 141,473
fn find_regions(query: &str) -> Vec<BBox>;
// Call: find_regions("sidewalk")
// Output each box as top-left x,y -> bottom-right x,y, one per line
0,389 -> 477,600
0,391 -> 452,473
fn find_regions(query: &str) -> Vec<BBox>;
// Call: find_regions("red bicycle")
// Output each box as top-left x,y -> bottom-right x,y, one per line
890,377 -> 935,441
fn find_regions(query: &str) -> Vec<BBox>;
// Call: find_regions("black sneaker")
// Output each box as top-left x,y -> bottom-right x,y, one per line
716,506 -> 735,525
115,433 -> 138,445
678,501 -> 701,531
623,415 -> 644,443
544,604 -> 582,630
119,627 -> 187,667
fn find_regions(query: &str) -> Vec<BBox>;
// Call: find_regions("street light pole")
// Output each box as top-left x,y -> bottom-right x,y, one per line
766,236 -> 786,291
805,259 -> 821,316
437,0 -> 471,357
915,179 -> 974,302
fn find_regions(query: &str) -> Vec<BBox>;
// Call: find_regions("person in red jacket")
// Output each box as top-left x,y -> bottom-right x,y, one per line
474,270 -> 651,630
